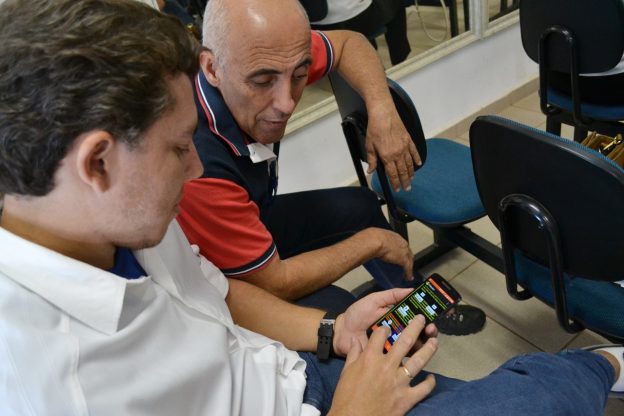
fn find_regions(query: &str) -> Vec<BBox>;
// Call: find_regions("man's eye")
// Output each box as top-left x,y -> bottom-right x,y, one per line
294,71 -> 308,81
176,146 -> 190,157
252,78 -> 273,87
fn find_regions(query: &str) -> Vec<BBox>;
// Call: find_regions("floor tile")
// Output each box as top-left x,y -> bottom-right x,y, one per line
536,121 -> 577,141
512,91 -> 540,112
465,216 -> 501,246
425,317 -> 540,381
496,106 -> 547,128
450,260 -> 578,352
419,248 -> 477,282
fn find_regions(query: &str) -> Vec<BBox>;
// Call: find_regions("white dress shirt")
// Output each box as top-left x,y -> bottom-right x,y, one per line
0,221 -> 312,415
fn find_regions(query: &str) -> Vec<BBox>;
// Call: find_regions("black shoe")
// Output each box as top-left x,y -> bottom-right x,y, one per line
436,305 -> 486,336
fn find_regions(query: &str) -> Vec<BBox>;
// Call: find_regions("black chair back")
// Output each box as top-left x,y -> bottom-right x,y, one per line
520,0 -> 624,74
329,72 -> 427,170
328,72 -> 428,224
470,115 -> 624,282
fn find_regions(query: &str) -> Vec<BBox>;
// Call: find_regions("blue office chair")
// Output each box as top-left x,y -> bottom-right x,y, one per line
470,115 -> 624,341
329,73 -> 503,279
519,0 -> 624,142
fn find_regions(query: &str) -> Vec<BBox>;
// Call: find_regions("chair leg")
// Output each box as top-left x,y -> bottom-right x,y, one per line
411,228 -> 456,270
573,125 -> 588,143
389,216 -> 409,241
545,116 -> 562,136
439,226 -> 505,273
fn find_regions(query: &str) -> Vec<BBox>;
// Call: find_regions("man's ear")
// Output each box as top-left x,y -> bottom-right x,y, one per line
200,49 -> 220,87
75,131 -> 116,193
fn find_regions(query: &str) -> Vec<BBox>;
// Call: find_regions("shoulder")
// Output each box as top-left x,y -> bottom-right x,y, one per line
308,30 -> 335,84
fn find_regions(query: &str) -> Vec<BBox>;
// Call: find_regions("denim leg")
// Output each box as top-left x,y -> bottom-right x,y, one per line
363,258 -> 413,289
299,353 -> 465,416
407,350 -> 615,416
295,285 -> 357,313
299,353 -> 344,415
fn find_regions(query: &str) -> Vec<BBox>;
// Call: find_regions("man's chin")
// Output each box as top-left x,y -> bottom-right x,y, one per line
115,229 -> 169,251
255,126 -> 288,144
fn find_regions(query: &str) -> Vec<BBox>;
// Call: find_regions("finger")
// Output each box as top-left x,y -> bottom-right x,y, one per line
404,152 -> 415,179
366,145 -> 378,174
393,373 -> 436,416
406,374 -> 436,405
402,336 -> 439,379
403,253 -> 414,280
344,337 -> 363,366
409,141 -> 422,166
364,288 -> 414,310
424,323 -> 438,338
368,323 -> 392,353
387,315 -> 426,365
384,161 -> 401,192
395,158 -> 412,192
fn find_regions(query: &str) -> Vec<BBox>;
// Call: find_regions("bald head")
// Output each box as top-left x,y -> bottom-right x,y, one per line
202,0 -> 310,68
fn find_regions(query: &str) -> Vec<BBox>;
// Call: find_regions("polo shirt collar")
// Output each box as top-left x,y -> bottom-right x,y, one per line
195,71 -> 251,158
0,227 -> 129,335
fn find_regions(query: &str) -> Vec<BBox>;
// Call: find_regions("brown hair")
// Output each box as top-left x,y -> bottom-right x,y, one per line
0,0 -> 201,196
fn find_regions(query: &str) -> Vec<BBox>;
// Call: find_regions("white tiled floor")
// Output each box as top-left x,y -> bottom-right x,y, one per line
334,92 -> 624,414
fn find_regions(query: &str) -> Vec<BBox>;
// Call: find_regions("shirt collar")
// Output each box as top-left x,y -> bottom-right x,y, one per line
0,227 -> 129,335
195,71 -> 251,158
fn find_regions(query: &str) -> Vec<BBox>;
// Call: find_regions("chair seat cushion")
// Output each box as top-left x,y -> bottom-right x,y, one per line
515,253 -> 624,339
371,138 -> 485,226
547,87 -> 624,121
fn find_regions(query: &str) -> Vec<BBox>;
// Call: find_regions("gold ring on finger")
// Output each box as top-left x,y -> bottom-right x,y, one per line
401,365 -> 413,379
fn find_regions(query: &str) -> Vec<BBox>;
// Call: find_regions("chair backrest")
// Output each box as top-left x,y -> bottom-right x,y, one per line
329,72 -> 427,222
470,115 -> 624,282
519,0 -> 624,74
329,72 -> 427,167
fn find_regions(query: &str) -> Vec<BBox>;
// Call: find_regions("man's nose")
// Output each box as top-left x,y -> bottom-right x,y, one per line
272,79 -> 296,116
185,141 -> 203,180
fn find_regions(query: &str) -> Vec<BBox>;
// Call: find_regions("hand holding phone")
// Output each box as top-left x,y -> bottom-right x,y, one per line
368,273 -> 461,352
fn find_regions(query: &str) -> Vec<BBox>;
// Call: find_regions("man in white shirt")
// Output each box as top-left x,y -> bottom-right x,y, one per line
0,1 -> 622,415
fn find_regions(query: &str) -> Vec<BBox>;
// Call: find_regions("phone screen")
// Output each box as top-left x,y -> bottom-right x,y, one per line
369,274 -> 461,352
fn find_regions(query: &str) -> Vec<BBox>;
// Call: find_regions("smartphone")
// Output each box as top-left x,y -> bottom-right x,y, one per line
368,273 -> 461,352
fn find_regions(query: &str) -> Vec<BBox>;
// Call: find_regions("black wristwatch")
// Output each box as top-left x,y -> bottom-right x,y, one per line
317,311 -> 338,361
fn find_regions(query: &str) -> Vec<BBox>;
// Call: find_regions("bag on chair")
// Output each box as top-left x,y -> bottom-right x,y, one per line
581,132 -> 624,168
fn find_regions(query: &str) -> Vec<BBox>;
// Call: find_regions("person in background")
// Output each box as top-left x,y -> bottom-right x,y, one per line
307,0 -> 411,66
176,0 -> 486,334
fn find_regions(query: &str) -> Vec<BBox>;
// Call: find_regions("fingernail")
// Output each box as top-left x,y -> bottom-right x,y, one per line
405,185 -> 411,191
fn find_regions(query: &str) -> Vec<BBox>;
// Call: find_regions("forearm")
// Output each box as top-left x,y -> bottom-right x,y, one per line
243,228 -> 386,300
328,30 -> 395,116
225,278 -> 325,351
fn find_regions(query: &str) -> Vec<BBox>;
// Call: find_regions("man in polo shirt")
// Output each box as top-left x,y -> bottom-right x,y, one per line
1,1 -> 623,414
176,0 -> 485,333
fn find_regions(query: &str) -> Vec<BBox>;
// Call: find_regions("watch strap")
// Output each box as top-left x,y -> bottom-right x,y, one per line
316,311 -> 338,361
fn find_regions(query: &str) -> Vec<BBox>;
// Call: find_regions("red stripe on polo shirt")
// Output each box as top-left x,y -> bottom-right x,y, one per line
308,30 -> 334,84
177,178 -> 276,276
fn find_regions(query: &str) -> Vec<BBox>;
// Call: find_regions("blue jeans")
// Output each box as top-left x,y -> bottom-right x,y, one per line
299,349 -> 615,416
262,187 -> 409,291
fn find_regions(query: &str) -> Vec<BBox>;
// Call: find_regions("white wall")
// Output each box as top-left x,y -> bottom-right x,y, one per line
278,22 -> 538,194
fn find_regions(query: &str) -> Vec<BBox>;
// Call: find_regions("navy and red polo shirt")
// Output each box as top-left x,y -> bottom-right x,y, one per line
177,31 -> 335,277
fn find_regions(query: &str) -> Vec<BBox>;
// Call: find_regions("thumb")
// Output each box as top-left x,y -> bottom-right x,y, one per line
366,147 -> 378,173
